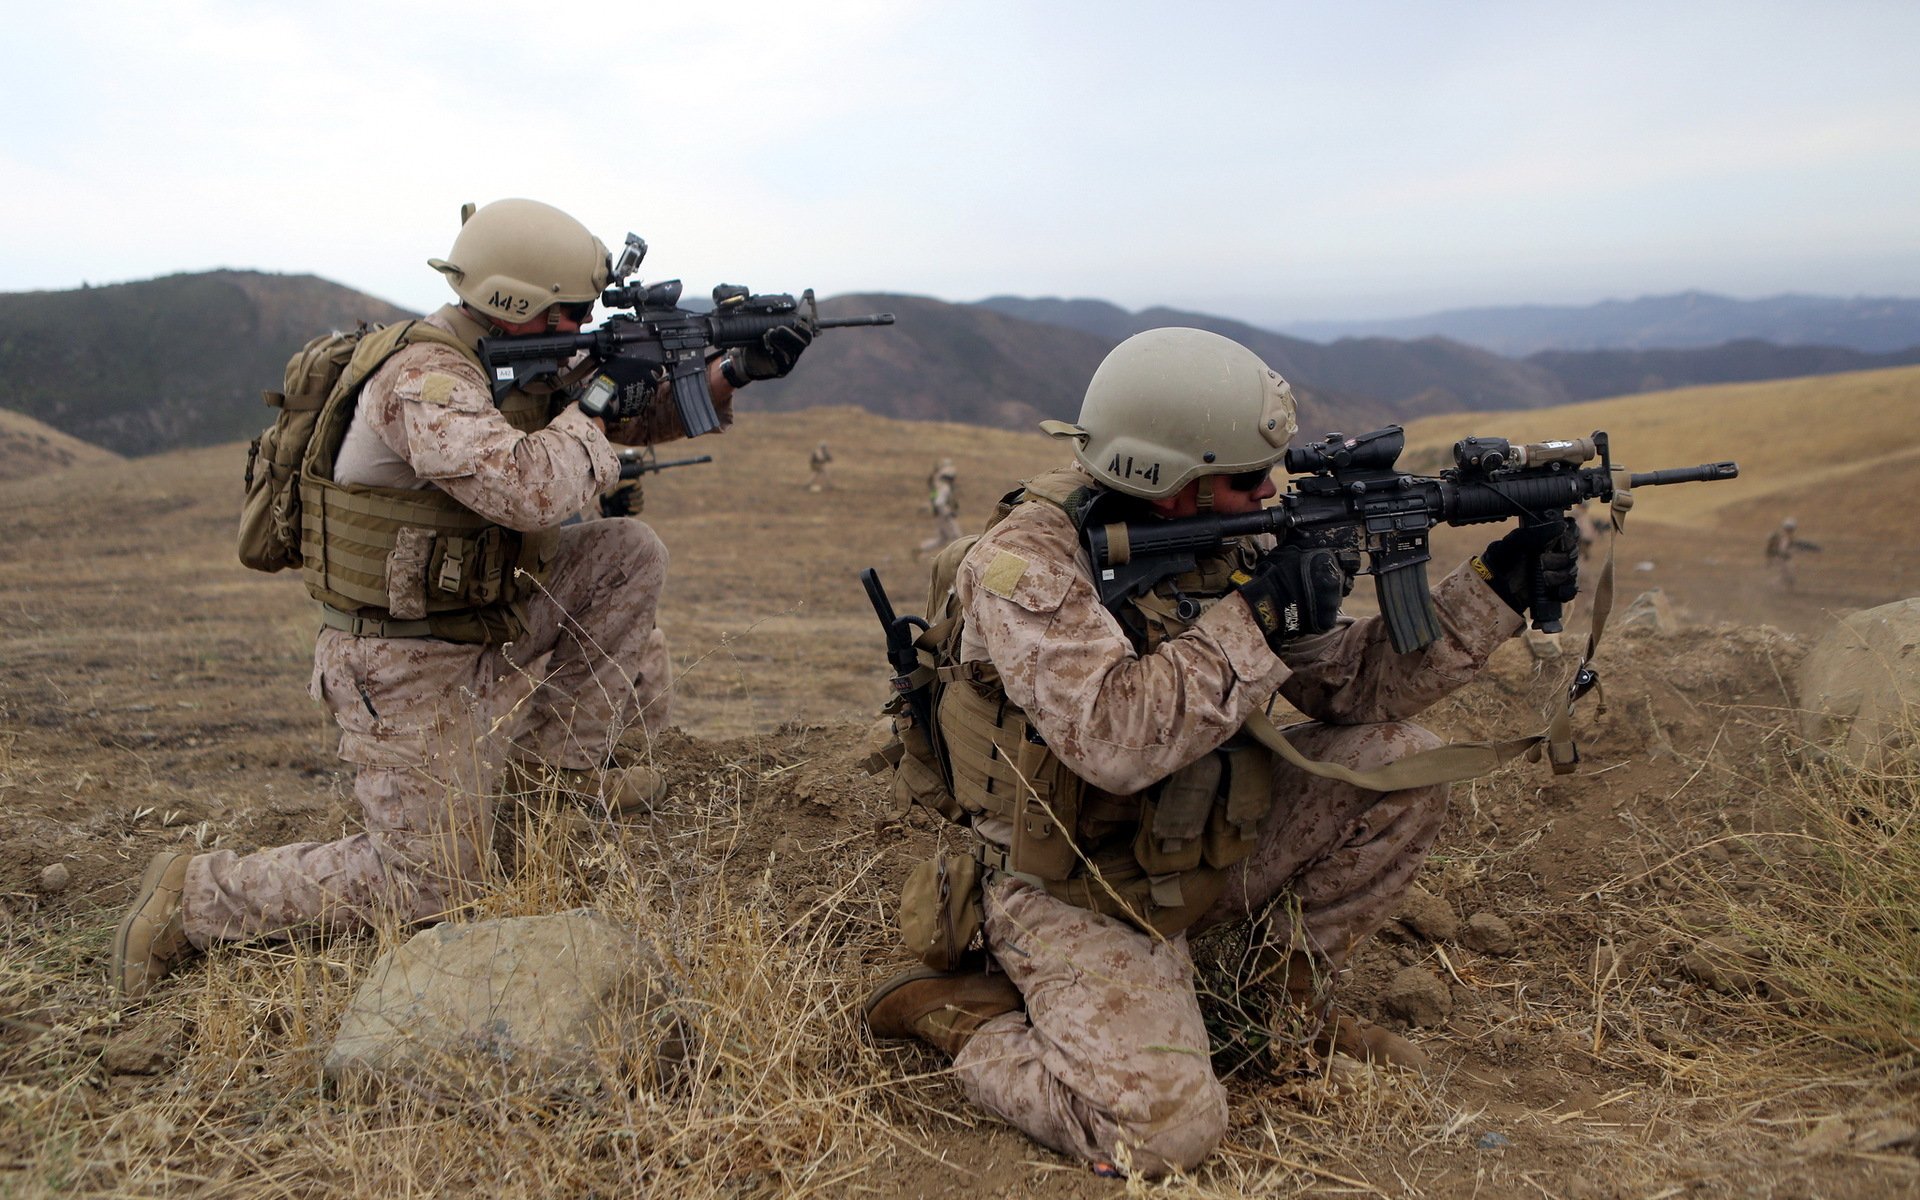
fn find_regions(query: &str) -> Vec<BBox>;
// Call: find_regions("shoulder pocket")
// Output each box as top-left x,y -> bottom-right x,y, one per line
975,549 -> 1075,615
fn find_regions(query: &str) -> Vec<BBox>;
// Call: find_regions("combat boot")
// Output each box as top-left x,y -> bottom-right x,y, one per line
863,967 -> 1023,1057
112,851 -> 196,1001
1275,949 -> 1432,1073
510,760 -> 667,816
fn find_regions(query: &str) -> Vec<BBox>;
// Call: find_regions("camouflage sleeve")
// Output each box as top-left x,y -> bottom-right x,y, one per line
1275,562 -> 1523,723
958,505 -> 1287,795
372,344 -> 620,532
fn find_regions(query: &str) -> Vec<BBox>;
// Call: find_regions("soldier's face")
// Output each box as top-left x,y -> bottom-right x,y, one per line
1211,469 -> 1276,515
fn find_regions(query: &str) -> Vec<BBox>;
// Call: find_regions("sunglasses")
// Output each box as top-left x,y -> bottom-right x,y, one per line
1223,467 -> 1271,492
555,299 -> 597,324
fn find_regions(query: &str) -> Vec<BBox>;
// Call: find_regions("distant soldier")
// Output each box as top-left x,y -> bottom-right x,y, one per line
807,441 -> 834,491
918,458 -> 963,554
1764,516 -> 1820,590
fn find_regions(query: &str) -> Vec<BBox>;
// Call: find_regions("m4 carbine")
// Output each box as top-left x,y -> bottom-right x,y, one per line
1085,426 -> 1738,654
479,233 -> 894,438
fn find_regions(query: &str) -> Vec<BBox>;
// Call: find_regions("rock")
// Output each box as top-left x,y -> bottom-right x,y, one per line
1395,885 -> 1459,943
1474,1131 -> 1511,1150
37,863 -> 70,893
1676,936 -> 1764,994
1382,966 -> 1452,1027
1854,1119 -> 1919,1153
1793,1114 -> 1854,1154
102,1018 -> 185,1074
1461,912 -> 1516,955
325,909 -> 692,1098
1619,588 -> 1678,635
1795,598 -> 1920,771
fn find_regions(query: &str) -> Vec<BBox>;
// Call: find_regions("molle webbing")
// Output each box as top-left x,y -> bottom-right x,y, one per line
297,322 -> 558,644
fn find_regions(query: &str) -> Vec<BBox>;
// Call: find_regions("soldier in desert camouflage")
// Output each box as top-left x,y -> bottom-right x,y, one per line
112,199 -> 813,999
1764,515 -> 1820,590
806,440 -> 833,491
918,457 -> 963,553
864,328 -> 1578,1177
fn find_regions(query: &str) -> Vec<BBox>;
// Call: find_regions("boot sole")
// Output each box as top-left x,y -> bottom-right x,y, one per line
861,966 -> 952,1023
112,851 -> 182,998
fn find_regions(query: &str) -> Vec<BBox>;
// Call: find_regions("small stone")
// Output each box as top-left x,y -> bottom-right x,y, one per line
1474,1131 -> 1511,1151
1854,1119 -> 1918,1153
1461,913 -> 1515,955
1382,966 -> 1452,1027
103,1018 -> 184,1074
1794,1115 -> 1853,1154
1395,885 -> 1459,943
38,863 -> 71,893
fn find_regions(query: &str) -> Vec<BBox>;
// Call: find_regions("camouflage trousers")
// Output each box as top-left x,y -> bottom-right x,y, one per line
919,512 -> 964,554
181,518 -> 672,946
953,719 -> 1447,1177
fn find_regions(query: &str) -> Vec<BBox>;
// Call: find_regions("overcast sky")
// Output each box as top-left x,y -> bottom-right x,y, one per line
5,1 -> 1917,325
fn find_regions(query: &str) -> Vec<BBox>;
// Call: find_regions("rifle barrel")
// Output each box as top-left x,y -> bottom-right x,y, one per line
817,314 -> 896,328
1629,462 -> 1739,487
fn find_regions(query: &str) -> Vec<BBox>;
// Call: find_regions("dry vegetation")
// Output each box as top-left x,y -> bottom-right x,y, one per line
4,372 -> 1919,1197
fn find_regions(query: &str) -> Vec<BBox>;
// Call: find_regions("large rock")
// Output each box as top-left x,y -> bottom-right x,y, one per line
325,909 -> 689,1096
1618,588 -> 1678,635
1796,598 -> 1920,769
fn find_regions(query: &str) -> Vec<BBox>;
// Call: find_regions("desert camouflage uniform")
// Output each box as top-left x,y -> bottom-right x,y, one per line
946,492 -> 1521,1174
807,441 -> 833,491
919,464 -> 963,553
182,305 -> 694,945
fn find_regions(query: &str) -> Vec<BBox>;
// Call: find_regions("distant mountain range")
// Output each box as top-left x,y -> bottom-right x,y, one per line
1276,291 -> 1920,356
2,273 -> 1914,459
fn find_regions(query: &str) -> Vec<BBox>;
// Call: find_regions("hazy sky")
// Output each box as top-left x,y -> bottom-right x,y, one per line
5,1 -> 1917,325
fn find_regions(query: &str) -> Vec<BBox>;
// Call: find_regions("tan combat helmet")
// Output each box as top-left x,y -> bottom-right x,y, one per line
1041,327 -> 1297,500
427,199 -> 610,326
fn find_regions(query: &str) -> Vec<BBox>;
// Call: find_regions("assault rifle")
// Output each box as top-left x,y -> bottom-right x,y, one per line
616,448 -> 712,480
1086,426 -> 1738,654
478,233 -> 895,438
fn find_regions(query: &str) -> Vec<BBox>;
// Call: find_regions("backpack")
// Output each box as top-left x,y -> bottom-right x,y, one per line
237,321 -> 468,573
238,325 -> 377,573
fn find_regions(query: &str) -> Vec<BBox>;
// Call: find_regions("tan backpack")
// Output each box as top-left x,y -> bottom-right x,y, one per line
239,326 -> 379,573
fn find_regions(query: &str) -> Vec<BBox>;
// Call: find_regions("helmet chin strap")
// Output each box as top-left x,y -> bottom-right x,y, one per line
460,303 -> 510,339
1195,475 -> 1215,512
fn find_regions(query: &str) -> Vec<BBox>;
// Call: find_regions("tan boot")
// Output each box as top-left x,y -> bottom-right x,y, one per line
863,967 -> 1023,1057
1277,949 -> 1432,1074
512,761 -> 667,815
112,851 -> 195,1001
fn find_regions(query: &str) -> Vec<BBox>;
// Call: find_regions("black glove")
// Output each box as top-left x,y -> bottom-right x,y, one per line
598,479 -> 642,519
1477,518 -> 1580,616
577,356 -> 658,421
1235,544 -> 1346,651
739,319 -> 815,381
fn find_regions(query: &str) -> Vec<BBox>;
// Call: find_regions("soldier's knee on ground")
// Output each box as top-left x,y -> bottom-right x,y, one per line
1106,1072 -> 1230,1178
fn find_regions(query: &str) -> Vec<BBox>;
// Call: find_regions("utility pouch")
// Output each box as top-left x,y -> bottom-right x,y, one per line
238,393 -> 325,573
1203,742 -> 1275,868
1133,753 -> 1220,876
1008,737 -> 1080,881
898,852 -> 983,970
891,714 -> 965,823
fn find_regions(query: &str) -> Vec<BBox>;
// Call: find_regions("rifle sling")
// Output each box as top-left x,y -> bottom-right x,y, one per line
1245,475 -> 1636,791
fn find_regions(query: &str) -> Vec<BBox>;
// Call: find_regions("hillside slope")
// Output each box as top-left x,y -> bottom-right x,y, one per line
0,406 -> 122,482
0,271 -> 414,455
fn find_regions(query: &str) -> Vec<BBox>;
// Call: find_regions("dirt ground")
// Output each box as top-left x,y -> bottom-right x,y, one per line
2,404 -> 1917,1197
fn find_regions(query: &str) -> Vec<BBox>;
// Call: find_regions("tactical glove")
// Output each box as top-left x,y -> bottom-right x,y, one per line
1235,544 -> 1346,652
1476,518 -> 1580,616
739,319 -> 815,381
598,479 -> 643,519
577,357 -> 658,421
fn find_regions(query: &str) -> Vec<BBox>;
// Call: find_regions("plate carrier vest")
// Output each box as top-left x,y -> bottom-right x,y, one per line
913,467 -> 1279,940
298,322 -> 563,644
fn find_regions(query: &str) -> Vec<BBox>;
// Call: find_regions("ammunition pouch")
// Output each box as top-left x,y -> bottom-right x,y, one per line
898,852 -> 984,971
